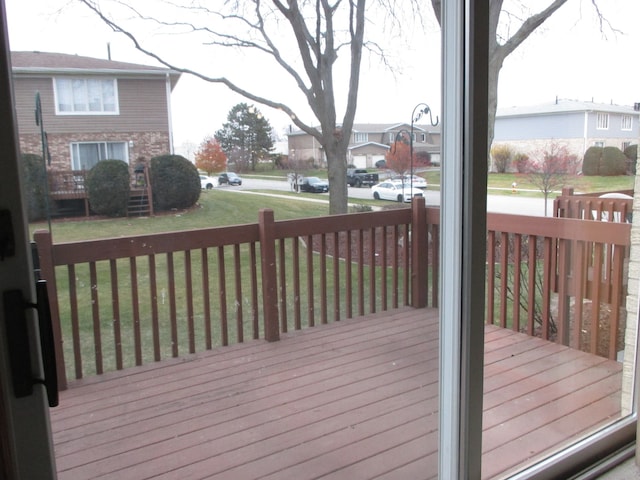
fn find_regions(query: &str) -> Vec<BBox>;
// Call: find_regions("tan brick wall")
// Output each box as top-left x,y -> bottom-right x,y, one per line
19,131 -> 171,171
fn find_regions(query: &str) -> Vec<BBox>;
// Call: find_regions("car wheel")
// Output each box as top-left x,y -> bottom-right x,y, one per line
397,194 -> 403,202
373,192 -> 380,200
355,178 -> 362,188
206,183 -> 213,190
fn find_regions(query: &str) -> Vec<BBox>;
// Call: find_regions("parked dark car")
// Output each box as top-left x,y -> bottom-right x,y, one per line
298,177 -> 329,193
375,159 -> 387,169
218,172 -> 242,186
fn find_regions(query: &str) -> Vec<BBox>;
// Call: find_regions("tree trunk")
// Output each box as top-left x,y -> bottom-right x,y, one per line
324,140 -> 349,215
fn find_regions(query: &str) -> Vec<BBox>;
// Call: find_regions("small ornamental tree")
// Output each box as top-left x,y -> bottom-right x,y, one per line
527,143 -> 572,216
195,137 -> 227,174
385,137 -> 412,176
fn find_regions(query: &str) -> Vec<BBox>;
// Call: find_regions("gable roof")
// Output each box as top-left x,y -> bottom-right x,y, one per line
497,99 -> 639,118
11,51 -> 181,89
287,123 -> 441,136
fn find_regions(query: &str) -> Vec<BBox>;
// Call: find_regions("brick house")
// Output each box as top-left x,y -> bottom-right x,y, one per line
494,99 -> 640,162
11,51 -> 181,172
287,123 -> 441,169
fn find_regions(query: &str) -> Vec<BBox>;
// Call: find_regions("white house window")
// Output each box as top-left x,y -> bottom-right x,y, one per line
354,132 -> 368,143
71,141 -> 128,170
54,77 -> 118,114
596,112 -> 609,130
622,141 -> 631,151
621,115 -> 632,131
593,141 -> 605,148
421,133 -> 426,142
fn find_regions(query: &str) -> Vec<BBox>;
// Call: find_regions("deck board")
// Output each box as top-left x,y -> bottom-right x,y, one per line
50,307 -> 623,479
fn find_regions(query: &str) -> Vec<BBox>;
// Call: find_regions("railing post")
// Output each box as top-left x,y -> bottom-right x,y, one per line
33,230 -> 67,390
411,197 -> 428,308
259,209 -> 280,341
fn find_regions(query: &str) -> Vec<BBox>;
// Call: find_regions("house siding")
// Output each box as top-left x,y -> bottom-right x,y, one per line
14,76 -> 170,135
495,112 -> 585,140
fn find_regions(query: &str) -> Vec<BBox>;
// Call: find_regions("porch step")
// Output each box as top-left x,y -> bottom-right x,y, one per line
128,189 -> 150,217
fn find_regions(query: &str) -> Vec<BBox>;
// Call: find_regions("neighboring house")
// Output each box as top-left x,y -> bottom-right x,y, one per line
287,123 -> 441,169
494,99 -> 640,162
11,51 -> 181,172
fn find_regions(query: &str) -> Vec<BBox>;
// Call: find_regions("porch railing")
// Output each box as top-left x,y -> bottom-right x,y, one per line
34,198 -> 630,389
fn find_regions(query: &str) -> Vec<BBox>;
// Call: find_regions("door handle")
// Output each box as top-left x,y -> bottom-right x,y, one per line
3,282 -> 58,407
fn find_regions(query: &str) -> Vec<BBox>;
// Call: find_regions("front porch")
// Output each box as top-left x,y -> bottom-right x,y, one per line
51,307 -> 622,480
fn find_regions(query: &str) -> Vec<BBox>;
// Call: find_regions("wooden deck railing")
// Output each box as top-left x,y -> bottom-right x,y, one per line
34,199 -> 438,389
34,197 -> 630,389
47,168 -> 154,217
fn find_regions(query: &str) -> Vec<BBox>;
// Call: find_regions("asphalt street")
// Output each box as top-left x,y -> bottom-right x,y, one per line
227,176 -> 553,217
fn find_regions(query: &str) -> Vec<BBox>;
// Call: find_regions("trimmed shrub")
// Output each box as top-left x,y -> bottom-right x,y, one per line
581,146 -> 602,176
150,154 -> 201,211
20,153 -> 48,221
490,144 -> 513,173
600,147 -> 627,176
86,160 -> 130,216
514,153 -> 530,173
582,146 -> 627,176
624,144 -> 637,175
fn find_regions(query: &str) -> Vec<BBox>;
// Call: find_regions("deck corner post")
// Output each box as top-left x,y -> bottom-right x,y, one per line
411,197 -> 428,308
258,209 -> 280,342
33,229 -> 67,390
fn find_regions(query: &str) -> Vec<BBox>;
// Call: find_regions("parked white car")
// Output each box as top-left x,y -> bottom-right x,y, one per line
371,181 -> 424,203
391,174 -> 428,189
200,175 -> 217,190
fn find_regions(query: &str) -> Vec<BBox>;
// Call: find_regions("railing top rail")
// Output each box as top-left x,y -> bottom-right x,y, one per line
273,208 -> 413,239
487,212 -> 631,245
34,223 -> 260,265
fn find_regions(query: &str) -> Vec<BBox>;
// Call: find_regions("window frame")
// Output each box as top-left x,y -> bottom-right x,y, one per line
53,77 -> 120,115
353,132 -> 368,143
70,141 -> 129,170
440,1 -> 637,477
597,112 -> 610,130
621,115 -> 633,131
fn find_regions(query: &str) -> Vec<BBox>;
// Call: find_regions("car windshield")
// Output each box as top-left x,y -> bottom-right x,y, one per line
227,172 -> 238,177
306,177 -> 321,183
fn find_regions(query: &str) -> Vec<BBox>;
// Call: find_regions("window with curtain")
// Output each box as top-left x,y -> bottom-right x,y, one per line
54,77 -> 118,114
70,141 -> 128,170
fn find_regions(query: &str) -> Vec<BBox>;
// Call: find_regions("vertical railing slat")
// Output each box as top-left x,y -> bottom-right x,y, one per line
109,259 -> 122,370
129,257 -> 142,366
185,250 -> 195,354
89,262 -> 103,375
234,244 -> 244,343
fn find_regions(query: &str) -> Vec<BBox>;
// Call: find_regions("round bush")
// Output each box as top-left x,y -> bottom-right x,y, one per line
581,146 -> 602,176
624,144 -> 637,175
21,153 -> 48,221
150,154 -> 201,211
600,147 -> 627,176
86,160 -> 130,216
583,146 -> 627,176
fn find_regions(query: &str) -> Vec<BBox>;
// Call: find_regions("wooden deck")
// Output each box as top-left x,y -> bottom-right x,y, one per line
50,307 -> 623,479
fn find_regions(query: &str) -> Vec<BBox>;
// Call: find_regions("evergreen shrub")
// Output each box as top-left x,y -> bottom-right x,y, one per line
150,154 -> 201,211
86,160 -> 130,216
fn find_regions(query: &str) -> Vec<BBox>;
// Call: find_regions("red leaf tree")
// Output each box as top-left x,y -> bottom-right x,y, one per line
195,137 -> 227,174
385,137 -> 412,176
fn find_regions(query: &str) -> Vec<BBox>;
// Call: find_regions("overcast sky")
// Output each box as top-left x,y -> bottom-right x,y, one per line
5,0 -> 639,156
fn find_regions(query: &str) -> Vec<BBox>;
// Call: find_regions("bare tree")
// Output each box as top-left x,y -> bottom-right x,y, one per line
430,0 -> 607,155
527,142 -> 575,216
78,0 -> 374,214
